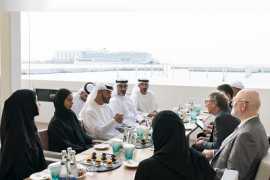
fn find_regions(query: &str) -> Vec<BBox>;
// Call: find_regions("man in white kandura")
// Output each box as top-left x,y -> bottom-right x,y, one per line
109,80 -> 140,127
79,83 -> 123,140
131,79 -> 158,117
230,81 -> 245,97
72,82 -> 95,118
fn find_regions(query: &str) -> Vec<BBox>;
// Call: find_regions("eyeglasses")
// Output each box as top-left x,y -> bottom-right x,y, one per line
204,99 -> 215,104
232,99 -> 249,106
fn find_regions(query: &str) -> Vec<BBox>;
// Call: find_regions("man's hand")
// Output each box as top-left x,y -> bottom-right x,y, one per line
202,149 -> 214,160
196,139 -> 205,145
114,113 -> 124,123
197,136 -> 207,141
207,124 -> 214,129
203,128 -> 212,134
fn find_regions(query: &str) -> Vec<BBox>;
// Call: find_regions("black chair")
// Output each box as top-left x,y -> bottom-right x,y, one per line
38,129 -> 61,164
34,88 -> 58,102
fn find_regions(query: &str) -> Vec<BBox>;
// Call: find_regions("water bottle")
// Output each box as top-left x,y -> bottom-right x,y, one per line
67,147 -> 72,174
123,127 -> 128,143
69,150 -> 78,180
59,150 -> 68,180
67,147 -> 72,157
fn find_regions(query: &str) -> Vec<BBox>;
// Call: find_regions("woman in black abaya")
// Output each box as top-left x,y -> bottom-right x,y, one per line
48,88 -> 93,153
0,89 -> 47,180
135,110 -> 215,180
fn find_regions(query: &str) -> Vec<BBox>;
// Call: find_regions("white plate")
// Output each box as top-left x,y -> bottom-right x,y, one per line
30,171 -> 50,180
94,143 -> 110,150
123,160 -> 139,168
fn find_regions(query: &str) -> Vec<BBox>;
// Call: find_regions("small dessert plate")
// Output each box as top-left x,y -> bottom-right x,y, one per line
30,171 -> 50,180
123,160 -> 139,168
94,143 -> 110,150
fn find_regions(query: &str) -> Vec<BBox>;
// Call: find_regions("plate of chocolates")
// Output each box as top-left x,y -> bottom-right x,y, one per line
81,152 -> 122,172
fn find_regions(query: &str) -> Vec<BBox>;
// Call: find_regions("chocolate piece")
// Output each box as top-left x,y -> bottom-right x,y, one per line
95,158 -> 101,166
86,156 -> 92,162
92,152 -> 97,160
111,154 -> 117,163
101,153 -> 107,161
106,159 -> 113,168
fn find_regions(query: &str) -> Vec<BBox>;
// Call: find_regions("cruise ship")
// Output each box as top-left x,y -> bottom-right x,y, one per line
51,50 -> 158,64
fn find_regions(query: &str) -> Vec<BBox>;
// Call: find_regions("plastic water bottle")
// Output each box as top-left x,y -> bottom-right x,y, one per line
67,147 -> 72,174
69,150 -> 78,180
59,150 -> 68,180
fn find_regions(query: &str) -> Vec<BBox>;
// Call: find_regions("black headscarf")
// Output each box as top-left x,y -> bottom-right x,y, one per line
54,88 -> 73,118
135,110 -> 216,180
0,89 -> 47,180
152,110 -> 194,179
48,89 -> 92,153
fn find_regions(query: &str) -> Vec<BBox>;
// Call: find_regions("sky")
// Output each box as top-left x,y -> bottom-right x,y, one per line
20,1 -> 270,65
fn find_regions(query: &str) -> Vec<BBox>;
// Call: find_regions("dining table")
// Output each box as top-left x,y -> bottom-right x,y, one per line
74,146 -> 153,180
27,115 -> 207,180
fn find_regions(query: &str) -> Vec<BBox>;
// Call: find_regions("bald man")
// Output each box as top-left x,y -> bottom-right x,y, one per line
202,90 -> 269,180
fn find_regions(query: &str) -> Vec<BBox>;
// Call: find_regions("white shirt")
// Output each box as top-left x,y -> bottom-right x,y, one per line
109,95 -> 139,127
131,91 -> 158,114
81,101 -> 120,140
71,92 -> 85,118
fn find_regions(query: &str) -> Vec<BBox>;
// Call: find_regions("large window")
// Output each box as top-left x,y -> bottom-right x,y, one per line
21,11 -> 270,88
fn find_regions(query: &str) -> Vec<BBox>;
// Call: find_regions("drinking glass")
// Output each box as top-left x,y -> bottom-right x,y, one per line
111,138 -> 123,156
142,126 -> 150,140
136,126 -> 145,140
190,111 -> 197,123
48,162 -> 61,180
193,104 -> 202,115
123,143 -> 135,161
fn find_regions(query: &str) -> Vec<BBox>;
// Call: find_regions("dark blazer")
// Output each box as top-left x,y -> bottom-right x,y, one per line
211,116 -> 269,180
203,110 -> 240,149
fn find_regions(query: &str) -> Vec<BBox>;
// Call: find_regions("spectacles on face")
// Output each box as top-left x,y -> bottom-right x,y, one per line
232,99 -> 249,107
204,99 -> 215,104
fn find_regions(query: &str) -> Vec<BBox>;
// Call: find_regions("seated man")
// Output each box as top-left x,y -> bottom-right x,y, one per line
193,92 -> 240,151
203,90 -> 269,180
80,83 -> 123,140
131,79 -> 158,117
72,82 -> 95,118
109,80 -> 140,127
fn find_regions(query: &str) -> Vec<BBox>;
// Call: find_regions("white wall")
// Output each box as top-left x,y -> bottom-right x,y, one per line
0,13 -> 12,112
22,79 -> 270,135
0,12 -> 21,117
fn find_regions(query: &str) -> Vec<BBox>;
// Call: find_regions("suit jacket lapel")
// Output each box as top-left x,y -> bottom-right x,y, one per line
211,127 -> 239,161
211,117 -> 259,165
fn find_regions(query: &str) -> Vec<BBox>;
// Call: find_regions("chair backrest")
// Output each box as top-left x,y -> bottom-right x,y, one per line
38,129 -> 49,150
255,148 -> 270,180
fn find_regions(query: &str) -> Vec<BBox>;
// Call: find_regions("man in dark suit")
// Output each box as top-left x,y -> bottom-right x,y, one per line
203,90 -> 269,180
194,92 -> 240,150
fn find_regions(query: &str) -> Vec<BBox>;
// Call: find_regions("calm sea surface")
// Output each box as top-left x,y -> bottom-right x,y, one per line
21,68 -> 270,89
